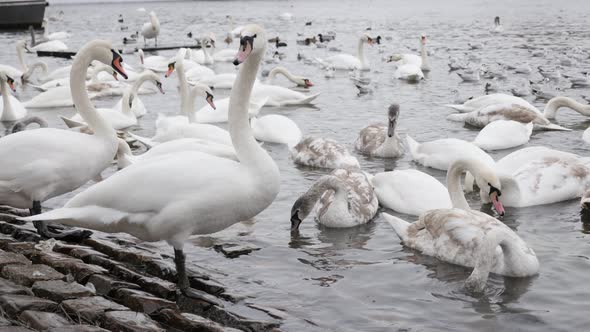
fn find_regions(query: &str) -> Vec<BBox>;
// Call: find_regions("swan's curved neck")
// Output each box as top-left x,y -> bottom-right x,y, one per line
447,160 -> 474,210
544,96 -> 590,119
0,78 -> 14,120
357,38 -> 366,67
302,175 -> 348,211
17,43 -> 28,72
229,44 -> 276,171
268,67 -> 297,83
177,50 -> 189,117
186,86 -> 202,123
25,62 -> 48,80
150,14 -> 159,31
420,42 -> 429,70
201,41 -> 212,64
70,46 -> 116,138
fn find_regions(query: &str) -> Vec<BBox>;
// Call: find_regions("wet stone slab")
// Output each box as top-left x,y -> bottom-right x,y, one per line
0,294 -> 58,316
33,252 -> 108,283
0,327 -> 35,332
0,249 -> 31,269
112,288 -> 178,315
0,277 -> 34,295
47,326 -> 109,332
32,279 -> 95,302
1,264 -> 64,287
102,311 -> 165,332
213,243 -> 262,259
19,310 -> 71,330
62,296 -> 129,323
0,317 -> 10,327
86,274 -> 140,296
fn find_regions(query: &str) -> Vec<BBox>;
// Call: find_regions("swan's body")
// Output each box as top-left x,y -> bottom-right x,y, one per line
371,169 -> 452,216
406,136 -> 494,171
141,11 -> 160,45
474,120 -> 533,151
213,49 -> 238,63
387,35 -> 430,72
355,104 -> 404,158
42,19 -> 71,40
195,73 -> 237,89
291,137 -> 360,169
116,138 -> 238,169
383,158 -> 536,292
252,83 -> 320,106
394,64 -> 424,82
0,39 -> 127,241
24,25 -> 281,296
445,93 -> 537,113
184,64 -> 216,81
194,97 -> 266,123
315,34 -> 374,71
139,50 -> 169,73
251,114 -> 302,147
267,66 -> 313,88
31,40 -> 68,52
291,168 -> 378,229
542,96 -> 590,120
0,72 -> 27,121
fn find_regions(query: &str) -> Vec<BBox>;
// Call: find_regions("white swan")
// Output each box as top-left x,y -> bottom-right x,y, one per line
371,169 -> 452,216
213,49 -> 238,63
6,116 -> 47,134
42,19 -> 71,40
0,71 -> 27,121
252,82 -> 320,106
492,16 -> 504,33
383,158 -> 538,292
290,168 -> 378,230
24,25 -> 280,299
482,147 -> 590,207
447,102 -> 570,131
291,137 -> 360,169
116,138 -> 238,169
31,40 -> 68,53
251,114 -> 302,147
110,70 -> 159,118
315,34 -> 375,71
61,71 -> 164,131
2,39 -> 128,240
394,64 -> 424,82
387,35 -> 430,72
138,49 -> 169,73
406,135 -> 494,171
189,37 -> 214,65
445,93 -> 537,113
267,66 -> 313,88
542,96 -> 590,120
0,40 -> 33,81
355,104 -> 404,158
473,120 -> 533,151
194,73 -> 238,89
141,11 -> 160,45
194,96 -> 266,123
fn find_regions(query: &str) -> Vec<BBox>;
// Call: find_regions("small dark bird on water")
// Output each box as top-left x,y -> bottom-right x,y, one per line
276,38 -> 287,48
118,14 -> 124,23
305,21 -> 312,26
187,32 -> 192,38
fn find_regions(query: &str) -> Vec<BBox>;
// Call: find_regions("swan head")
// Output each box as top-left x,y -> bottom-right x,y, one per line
0,72 -> 16,92
143,71 -> 165,95
473,166 -> 505,216
233,24 -> 266,66
420,35 -> 427,45
387,54 -> 402,63
190,83 -> 216,110
290,194 -> 315,232
85,41 -> 128,79
387,104 -> 400,137
138,49 -> 144,64
362,34 -> 377,46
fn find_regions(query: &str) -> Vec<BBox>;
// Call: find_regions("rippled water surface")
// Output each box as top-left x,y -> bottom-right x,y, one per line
2,0 -> 590,330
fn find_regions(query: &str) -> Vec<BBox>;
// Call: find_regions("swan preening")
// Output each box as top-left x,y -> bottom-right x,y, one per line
24,25 -> 280,299
383,158 -> 537,292
291,168 -> 378,230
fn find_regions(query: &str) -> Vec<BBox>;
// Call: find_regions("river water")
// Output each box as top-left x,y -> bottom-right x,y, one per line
1,0 -> 590,331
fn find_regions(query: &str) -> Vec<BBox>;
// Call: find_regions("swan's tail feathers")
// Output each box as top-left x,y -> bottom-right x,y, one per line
405,135 -> 420,160
20,206 -> 154,236
446,113 -> 469,122
444,104 -> 473,113
284,93 -> 321,106
535,123 -> 572,131
381,213 -> 410,241
60,116 -> 86,129
127,132 -> 155,149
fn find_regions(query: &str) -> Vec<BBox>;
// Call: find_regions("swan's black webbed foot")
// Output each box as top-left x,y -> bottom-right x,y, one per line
33,220 -> 92,242
174,248 -> 221,306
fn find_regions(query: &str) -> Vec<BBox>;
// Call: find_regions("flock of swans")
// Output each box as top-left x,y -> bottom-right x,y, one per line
0,11 -> 590,299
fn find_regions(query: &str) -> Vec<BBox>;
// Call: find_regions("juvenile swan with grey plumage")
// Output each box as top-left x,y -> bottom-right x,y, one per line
355,104 -> 404,158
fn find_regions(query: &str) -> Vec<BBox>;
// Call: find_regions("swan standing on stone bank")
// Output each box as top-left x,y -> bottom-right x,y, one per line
1,40 -> 128,240
24,25 -> 281,300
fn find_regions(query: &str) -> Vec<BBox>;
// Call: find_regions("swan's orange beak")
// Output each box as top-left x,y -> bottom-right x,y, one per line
165,63 -> 175,78
490,190 -> 505,217
206,92 -> 216,110
233,35 -> 255,66
111,52 -> 128,79
303,79 -> 313,87
6,76 -> 16,92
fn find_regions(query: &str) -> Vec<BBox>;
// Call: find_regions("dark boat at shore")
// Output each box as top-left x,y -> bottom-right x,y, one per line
0,0 -> 48,29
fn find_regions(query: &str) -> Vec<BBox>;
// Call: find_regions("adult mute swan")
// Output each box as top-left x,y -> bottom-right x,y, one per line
0,71 -> 27,121
394,64 -> 424,82
315,34 -> 376,71
7,116 -> 47,135
290,168 -> 378,230
110,70 -> 160,118
542,96 -> 590,120
371,169 -> 452,216
24,25 -> 281,300
0,40 -> 47,83
31,40 -> 69,53
267,66 -> 313,88
138,49 -> 169,73
252,82 -> 320,107
189,36 -> 215,65
473,120 -> 533,151
406,136 -> 494,171
3,39 -> 128,240
141,11 -> 160,46
42,19 -> 71,40
251,114 -> 302,147
383,159 -> 537,292
445,93 -> 536,113
291,137 -> 360,169
355,104 -> 404,158
61,71 -> 164,131
387,35 -> 430,72
116,138 -> 238,169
